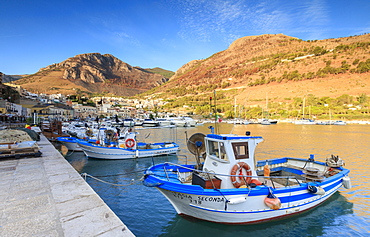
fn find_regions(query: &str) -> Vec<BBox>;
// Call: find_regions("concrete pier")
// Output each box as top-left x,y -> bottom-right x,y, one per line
0,135 -> 134,236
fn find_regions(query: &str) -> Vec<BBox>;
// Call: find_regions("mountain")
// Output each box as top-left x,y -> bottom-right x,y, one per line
0,73 -> 21,103
2,74 -> 25,83
151,33 -> 370,107
13,53 -> 171,96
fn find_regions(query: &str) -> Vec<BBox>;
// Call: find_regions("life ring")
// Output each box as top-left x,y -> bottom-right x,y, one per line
125,138 -> 135,148
230,162 -> 252,188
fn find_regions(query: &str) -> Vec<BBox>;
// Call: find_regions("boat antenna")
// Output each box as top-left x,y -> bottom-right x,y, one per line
209,90 -> 219,134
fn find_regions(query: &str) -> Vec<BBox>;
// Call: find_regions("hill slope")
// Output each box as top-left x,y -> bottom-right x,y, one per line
151,34 -> 370,107
13,53 -> 171,96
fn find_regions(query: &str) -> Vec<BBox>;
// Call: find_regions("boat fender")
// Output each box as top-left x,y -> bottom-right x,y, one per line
264,188 -> 281,210
228,197 -> 247,205
308,185 -> 325,195
230,162 -> 252,188
250,179 -> 263,186
119,143 -> 125,148
342,176 -> 352,189
125,138 -> 136,148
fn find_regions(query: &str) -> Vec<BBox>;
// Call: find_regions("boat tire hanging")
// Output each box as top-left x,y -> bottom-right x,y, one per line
230,162 -> 252,188
125,138 -> 135,148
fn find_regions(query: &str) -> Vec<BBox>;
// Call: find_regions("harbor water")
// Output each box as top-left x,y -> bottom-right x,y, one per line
63,123 -> 370,236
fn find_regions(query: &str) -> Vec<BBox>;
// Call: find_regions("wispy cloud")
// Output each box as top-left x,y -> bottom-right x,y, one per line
173,0 -> 333,43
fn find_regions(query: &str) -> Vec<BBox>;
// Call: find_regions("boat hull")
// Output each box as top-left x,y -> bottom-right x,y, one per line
78,141 -> 179,159
57,137 -> 83,151
155,179 -> 342,224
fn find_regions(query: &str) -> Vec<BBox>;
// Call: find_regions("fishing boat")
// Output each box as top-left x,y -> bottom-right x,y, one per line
78,131 -> 179,159
57,136 -> 84,151
143,128 -> 351,224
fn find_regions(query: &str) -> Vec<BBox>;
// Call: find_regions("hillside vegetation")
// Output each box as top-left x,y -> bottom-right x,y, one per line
142,34 -> 370,120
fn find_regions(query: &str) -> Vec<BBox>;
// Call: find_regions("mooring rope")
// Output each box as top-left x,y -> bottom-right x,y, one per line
81,173 -> 138,186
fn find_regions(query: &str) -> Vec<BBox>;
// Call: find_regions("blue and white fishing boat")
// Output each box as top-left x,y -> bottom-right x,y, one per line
57,136 -> 84,151
78,131 -> 179,159
143,129 -> 351,224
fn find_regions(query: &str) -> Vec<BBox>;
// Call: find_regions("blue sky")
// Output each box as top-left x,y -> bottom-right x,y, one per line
1,0 -> 369,75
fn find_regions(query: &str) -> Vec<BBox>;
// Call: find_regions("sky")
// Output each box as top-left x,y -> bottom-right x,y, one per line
1,0 -> 370,75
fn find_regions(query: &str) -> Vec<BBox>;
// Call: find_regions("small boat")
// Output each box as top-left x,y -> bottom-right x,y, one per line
156,118 -> 175,127
57,136 -> 84,151
123,118 -> 135,127
142,119 -> 160,127
143,129 -> 351,224
170,117 -> 187,127
78,132 -> 179,159
332,120 -> 347,125
294,118 -> 316,125
260,118 -> 271,125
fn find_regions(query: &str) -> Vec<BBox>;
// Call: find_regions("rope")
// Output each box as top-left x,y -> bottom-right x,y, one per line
64,149 -> 75,157
81,173 -> 138,187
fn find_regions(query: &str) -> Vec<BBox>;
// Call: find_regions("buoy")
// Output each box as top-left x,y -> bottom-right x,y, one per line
308,185 -> 325,195
264,188 -> 281,210
264,161 -> 270,177
228,196 -> 247,205
342,176 -> 352,189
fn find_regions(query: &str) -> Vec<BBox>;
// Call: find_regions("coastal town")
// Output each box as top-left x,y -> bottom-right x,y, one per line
0,82 -> 173,125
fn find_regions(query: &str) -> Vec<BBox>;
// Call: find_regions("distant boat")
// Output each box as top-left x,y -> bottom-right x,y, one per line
170,117 -> 187,127
183,117 -> 197,127
142,119 -> 160,127
260,118 -> 271,125
123,118 -> 135,127
294,118 -> 316,125
156,118 -> 174,127
332,120 -> 347,125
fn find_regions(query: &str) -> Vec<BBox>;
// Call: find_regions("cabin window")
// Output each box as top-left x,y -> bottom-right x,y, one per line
232,142 -> 249,159
207,140 -> 229,162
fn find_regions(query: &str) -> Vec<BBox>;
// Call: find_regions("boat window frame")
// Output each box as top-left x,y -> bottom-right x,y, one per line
232,142 -> 249,160
207,140 -> 229,163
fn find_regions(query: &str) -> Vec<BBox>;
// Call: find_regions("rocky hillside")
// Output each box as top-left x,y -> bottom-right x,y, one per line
0,72 -> 21,103
153,33 -> 370,107
13,53 -> 170,96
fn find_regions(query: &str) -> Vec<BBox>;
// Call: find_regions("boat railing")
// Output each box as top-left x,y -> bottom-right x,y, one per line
163,162 -> 302,188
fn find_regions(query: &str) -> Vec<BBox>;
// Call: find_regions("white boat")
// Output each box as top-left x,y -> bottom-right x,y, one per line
143,130 -> 351,224
184,117 -> 197,127
156,118 -> 174,127
170,117 -> 187,127
57,136 -> 84,151
123,118 -> 135,127
78,132 -> 179,159
294,118 -> 316,125
332,120 -> 347,125
142,119 -> 160,127
260,118 -> 271,125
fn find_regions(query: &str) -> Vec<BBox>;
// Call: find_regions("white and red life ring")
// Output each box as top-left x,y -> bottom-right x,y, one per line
125,138 -> 135,148
230,162 -> 252,188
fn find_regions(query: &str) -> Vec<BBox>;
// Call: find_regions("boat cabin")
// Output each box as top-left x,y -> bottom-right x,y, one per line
201,133 -> 263,189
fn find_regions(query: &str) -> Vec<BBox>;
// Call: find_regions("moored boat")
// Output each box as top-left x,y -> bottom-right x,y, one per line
57,136 -> 84,151
143,129 -> 351,224
78,131 -> 179,159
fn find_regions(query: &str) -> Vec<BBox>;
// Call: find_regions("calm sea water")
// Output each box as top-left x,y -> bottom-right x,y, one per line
64,123 -> 370,237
